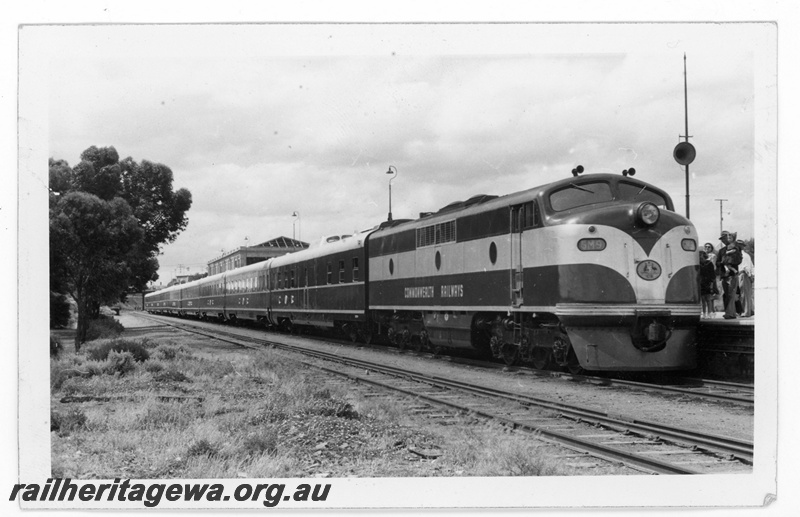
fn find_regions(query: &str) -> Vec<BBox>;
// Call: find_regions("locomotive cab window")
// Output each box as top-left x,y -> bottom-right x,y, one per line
549,181 -> 613,212
617,181 -> 669,209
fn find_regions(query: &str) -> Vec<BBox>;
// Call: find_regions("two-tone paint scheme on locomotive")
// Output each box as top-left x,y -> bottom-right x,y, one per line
365,173 -> 700,372
146,171 -> 700,372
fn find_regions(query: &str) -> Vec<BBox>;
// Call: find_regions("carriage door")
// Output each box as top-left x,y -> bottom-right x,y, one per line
509,204 -> 525,308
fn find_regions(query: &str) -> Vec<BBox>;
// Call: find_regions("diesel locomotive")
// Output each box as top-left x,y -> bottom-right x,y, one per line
146,169 -> 700,372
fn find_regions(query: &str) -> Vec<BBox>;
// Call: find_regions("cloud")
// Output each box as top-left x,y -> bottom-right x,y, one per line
45,25 -> 760,283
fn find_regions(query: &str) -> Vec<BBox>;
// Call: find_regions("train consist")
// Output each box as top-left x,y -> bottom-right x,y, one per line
146,170 -> 701,372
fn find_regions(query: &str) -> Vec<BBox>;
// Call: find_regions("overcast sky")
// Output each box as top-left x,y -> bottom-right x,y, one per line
41,23 -> 769,284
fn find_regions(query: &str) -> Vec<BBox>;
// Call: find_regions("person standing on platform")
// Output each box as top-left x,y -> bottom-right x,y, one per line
699,250 -> 718,317
716,231 -> 742,319
737,240 -> 755,317
704,242 -> 721,312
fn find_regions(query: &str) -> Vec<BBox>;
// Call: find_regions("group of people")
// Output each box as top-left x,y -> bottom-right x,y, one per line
698,230 -> 755,319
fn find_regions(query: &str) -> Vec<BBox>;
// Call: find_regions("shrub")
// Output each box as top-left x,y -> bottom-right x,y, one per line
103,351 -> 136,376
187,439 -> 221,458
51,408 -> 87,436
50,357 -> 101,391
85,338 -> 150,362
84,315 -> 124,341
144,361 -> 165,374
153,344 -> 190,361
242,430 -> 278,457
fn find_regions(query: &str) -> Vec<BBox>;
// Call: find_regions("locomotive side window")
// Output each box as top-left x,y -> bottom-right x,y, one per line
327,262 -> 332,284
339,260 -> 345,283
511,201 -> 540,231
352,257 -> 359,281
549,181 -> 613,212
617,181 -> 669,209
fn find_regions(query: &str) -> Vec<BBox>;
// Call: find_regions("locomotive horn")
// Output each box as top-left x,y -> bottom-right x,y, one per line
623,168 -> 636,177
571,165 -> 584,177
673,141 -> 696,165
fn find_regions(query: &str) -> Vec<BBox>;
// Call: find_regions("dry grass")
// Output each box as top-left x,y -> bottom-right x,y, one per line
51,333 -> 572,479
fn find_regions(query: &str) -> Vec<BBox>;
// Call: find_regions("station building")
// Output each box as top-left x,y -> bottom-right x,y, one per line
206,236 -> 309,276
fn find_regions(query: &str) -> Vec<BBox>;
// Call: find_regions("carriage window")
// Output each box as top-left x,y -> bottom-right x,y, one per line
549,182 -> 613,212
327,262 -> 332,284
339,260 -> 345,283
352,257 -> 359,281
617,181 -> 669,209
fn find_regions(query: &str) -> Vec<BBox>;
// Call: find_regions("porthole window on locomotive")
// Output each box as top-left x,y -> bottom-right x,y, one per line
389,258 -> 394,275
489,242 -> 497,264
435,251 -> 442,270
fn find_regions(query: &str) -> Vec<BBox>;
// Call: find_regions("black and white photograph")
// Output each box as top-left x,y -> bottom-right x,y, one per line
5,1 -> 796,514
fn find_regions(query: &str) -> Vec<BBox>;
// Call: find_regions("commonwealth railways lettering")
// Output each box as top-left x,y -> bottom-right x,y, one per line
403,284 -> 464,299
404,286 -> 434,299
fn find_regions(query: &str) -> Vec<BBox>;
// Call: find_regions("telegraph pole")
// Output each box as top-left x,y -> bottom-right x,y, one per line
714,198 -> 728,235
673,53 -> 696,219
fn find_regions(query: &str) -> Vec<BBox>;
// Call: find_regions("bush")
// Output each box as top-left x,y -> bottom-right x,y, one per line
85,338 -> 150,362
103,351 -> 136,376
187,439 -> 221,458
144,361 -> 165,374
51,408 -> 87,436
153,344 -> 189,361
242,430 -> 278,457
84,315 -> 124,341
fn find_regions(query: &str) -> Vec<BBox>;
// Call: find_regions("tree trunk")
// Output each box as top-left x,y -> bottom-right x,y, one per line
74,288 -> 86,352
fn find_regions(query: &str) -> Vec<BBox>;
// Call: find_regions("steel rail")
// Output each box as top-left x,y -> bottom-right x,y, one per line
142,315 -> 749,472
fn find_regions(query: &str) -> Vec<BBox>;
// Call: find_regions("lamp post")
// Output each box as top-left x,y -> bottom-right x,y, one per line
386,166 -> 398,222
291,211 -> 301,241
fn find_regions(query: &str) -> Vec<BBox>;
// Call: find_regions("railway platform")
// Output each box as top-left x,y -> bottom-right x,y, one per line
696,314 -> 754,380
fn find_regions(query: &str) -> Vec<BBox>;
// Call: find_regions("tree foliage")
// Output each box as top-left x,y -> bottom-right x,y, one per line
49,147 -> 192,348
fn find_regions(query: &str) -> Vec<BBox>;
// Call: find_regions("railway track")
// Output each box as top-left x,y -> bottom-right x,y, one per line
544,371 -> 755,406
135,313 -> 753,475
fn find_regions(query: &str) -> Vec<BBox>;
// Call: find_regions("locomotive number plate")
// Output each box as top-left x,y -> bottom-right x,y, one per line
636,260 -> 662,281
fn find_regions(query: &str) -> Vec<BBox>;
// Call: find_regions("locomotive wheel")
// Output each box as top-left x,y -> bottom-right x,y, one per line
531,347 -> 552,370
410,336 -> 423,353
501,343 -> 520,366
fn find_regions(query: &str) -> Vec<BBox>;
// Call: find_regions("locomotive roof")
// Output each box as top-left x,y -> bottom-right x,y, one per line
368,173 -> 671,237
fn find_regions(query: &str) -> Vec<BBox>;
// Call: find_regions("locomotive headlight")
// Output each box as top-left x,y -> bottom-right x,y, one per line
637,202 -> 660,226
681,239 -> 697,251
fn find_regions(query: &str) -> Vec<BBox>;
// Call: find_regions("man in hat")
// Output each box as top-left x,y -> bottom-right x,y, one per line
737,239 -> 754,317
716,231 -> 742,319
